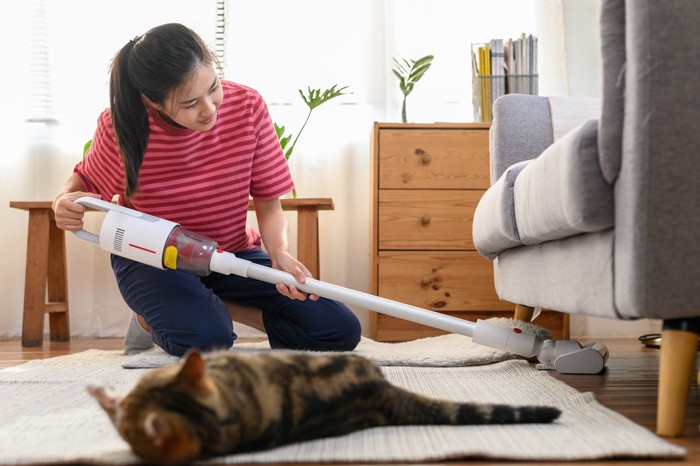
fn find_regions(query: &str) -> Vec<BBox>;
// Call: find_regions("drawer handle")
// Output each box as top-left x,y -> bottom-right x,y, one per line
415,148 -> 432,164
421,214 -> 431,225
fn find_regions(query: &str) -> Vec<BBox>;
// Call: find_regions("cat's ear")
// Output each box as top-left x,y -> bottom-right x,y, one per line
143,411 -> 203,462
87,383 -> 122,417
143,411 -> 170,448
177,349 -> 210,392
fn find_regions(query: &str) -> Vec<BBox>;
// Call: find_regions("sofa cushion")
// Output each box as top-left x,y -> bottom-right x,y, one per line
514,119 -> 614,245
473,160 -> 532,260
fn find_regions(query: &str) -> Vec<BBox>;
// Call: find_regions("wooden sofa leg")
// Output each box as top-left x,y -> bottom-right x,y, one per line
514,304 -> 535,323
657,318 -> 700,437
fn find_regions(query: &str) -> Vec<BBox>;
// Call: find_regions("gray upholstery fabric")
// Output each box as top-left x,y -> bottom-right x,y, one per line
478,0 -> 700,321
495,230 -> 616,318
472,160 -> 532,260
598,0 -> 625,184
489,95 -> 553,183
514,120 -> 613,245
614,0 -> 700,319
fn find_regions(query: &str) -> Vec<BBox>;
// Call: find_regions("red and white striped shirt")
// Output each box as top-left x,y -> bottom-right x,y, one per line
74,80 -> 294,252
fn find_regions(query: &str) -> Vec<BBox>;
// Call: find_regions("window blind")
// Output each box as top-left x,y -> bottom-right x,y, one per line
27,0 -> 57,124
214,0 -> 226,78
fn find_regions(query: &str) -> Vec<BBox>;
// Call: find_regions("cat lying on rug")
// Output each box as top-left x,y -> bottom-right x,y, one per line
88,349 -> 560,464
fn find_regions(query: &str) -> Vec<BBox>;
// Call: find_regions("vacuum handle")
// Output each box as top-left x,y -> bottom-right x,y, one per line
72,197 -> 154,245
74,228 -> 100,245
74,196 -> 139,215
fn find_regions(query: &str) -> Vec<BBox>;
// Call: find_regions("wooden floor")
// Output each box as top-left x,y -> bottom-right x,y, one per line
1,337 -> 699,466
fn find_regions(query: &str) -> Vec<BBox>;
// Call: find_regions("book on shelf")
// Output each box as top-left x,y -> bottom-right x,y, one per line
472,33 -> 538,122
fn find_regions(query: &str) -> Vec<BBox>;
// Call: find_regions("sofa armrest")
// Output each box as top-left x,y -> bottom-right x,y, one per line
490,95 -> 601,184
490,95 -> 553,184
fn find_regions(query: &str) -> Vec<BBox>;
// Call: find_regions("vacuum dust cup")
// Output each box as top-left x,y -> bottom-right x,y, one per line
163,227 -> 219,276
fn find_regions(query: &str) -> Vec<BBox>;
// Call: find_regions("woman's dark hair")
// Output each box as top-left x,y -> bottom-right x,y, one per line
109,23 -> 219,202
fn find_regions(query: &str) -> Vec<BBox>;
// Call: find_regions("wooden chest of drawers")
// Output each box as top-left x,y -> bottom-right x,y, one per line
369,122 -> 567,341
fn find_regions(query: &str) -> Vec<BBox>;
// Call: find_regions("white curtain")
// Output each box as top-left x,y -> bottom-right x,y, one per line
535,0 -> 603,98
535,0 -> 570,97
223,0 -> 537,336
0,0 -> 219,338
8,1 -> 642,340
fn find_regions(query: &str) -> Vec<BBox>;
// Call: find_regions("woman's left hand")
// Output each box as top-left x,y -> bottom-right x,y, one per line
271,248 -> 319,301
253,197 -> 318,301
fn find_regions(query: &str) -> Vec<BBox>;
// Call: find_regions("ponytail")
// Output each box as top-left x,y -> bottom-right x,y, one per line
109,38 -> 149,203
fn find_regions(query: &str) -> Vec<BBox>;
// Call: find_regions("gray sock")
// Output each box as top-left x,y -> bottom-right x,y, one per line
123,313 -> 155,355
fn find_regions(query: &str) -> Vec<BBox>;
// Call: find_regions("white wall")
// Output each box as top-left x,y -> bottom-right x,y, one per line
0,0 -> 657,341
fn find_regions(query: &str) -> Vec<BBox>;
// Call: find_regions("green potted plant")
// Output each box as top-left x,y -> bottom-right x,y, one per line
275,84 -> 350,163
392,54 -> 434,123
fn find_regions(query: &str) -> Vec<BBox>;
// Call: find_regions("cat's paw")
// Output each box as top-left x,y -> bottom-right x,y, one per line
86,383 -> 122,412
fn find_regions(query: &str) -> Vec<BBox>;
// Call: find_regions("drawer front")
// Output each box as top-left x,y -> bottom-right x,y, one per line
376,251 -> 512,311
378,190 -> 482,250
378,129 -> 490,189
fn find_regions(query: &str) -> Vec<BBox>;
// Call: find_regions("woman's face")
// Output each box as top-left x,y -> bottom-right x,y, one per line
158,63 -> 223,131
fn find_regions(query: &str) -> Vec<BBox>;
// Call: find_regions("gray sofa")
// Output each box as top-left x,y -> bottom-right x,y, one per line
472,0 -> 700,437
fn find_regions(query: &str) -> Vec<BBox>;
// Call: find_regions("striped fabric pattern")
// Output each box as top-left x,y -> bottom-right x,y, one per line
74,80 -> 294,252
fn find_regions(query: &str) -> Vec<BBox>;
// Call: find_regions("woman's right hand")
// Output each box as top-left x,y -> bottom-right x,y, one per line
52,192 -> 102,231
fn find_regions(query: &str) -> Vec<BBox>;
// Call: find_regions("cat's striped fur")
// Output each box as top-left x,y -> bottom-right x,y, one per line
88,349 -> 560,464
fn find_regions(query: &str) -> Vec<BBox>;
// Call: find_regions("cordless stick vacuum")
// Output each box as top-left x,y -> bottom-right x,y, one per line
73,197 -> 608,374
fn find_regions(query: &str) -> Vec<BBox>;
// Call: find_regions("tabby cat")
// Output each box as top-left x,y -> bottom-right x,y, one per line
88,349 -> 560,464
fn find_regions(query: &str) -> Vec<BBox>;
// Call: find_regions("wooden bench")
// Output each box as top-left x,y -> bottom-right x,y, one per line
10,198 -> 334,347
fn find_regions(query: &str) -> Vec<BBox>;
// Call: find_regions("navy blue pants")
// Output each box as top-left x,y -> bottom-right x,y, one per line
111,248 -> 361,356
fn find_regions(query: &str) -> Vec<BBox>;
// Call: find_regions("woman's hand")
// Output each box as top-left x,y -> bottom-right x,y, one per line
271,247 -> 319,301
52,191 -> 101,231
253,197 -> 319,302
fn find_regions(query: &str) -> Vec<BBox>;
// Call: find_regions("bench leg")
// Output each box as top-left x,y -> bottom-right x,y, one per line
48,221 -> 69,341
21,210 -> 70,347
22,210 -> 50,347
296,206 -> 320,279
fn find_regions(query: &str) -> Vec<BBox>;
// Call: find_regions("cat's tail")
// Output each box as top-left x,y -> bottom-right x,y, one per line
455,403 -> 561,424
383,385 -> 561,426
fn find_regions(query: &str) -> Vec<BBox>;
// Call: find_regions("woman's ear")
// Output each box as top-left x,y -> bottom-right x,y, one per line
141,93 -> 161,111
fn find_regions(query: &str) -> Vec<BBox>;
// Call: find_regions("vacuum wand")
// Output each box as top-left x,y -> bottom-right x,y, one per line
72,197 -> 545,359
211,250 -> 541,357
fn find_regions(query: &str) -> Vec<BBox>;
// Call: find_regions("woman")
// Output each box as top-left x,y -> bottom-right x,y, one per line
52,23 -> 361,357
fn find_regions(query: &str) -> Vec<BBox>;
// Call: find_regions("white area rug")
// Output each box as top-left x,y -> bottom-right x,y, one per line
122,333 -> 533,369
122,318 -> 555,369
0,348 -> 685,464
